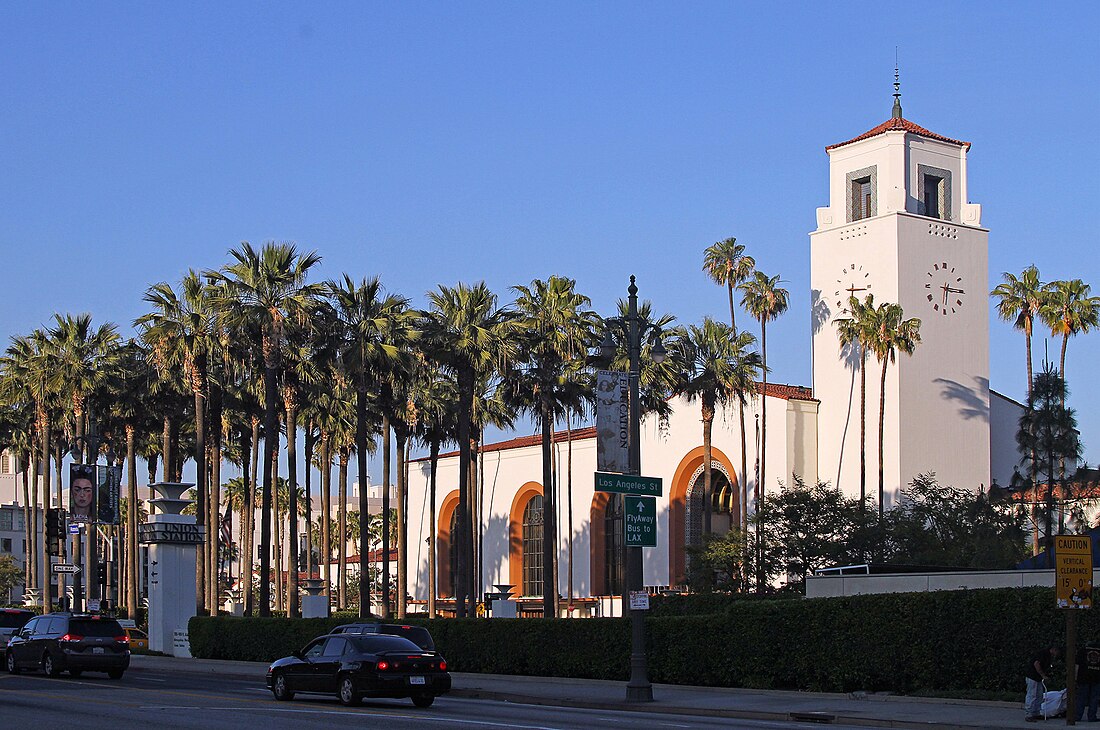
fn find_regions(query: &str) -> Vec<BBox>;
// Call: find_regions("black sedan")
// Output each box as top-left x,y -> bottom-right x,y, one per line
266,633 -> 451,708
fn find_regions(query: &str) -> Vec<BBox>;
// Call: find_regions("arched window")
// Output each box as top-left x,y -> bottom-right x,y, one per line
448,509 -> 459,598
686,464 -> 735,549
604,496 -> 623,596
521,495 -> 544,597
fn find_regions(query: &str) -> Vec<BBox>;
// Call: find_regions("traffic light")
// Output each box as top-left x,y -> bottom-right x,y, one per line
45,509 -> 65,556
96,562 -> 107,588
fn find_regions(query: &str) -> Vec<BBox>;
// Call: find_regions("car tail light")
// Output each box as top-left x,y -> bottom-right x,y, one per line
59,634 -> 83,643
114,635 -> 129,644
439,660 -> 447,671
377,660 -> 389,671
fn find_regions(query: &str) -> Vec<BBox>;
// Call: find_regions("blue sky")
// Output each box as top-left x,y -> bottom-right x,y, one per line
1,4 -> 1098,484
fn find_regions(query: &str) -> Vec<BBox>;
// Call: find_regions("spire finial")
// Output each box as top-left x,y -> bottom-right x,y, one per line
892,50 -> 903,119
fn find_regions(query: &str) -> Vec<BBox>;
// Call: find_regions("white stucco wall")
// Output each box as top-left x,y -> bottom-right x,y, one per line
403,390 -> 805,603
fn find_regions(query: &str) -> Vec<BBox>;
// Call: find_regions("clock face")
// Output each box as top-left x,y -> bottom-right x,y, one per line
833,263 -> 873,315
924,261 -> 965,316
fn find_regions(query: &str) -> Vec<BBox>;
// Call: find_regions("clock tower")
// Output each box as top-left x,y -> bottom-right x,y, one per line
809,91 -> 991,502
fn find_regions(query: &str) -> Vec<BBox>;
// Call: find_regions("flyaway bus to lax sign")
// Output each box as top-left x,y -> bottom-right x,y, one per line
1055,535 -> 1093,609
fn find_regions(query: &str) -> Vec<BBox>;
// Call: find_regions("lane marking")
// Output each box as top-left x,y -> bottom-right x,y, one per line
135,705 -> 566,728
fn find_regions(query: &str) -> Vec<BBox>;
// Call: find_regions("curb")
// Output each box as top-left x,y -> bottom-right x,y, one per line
126,656 -> 1025,730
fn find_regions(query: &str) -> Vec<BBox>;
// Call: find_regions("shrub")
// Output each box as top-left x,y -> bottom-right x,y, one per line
190,586 -> 1080,694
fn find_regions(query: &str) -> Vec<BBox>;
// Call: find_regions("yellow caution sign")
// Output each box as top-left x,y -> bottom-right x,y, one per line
1055,535 -> 1094,609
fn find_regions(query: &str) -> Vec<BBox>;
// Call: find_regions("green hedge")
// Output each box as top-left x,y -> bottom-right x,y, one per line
189,587 -> 1084,693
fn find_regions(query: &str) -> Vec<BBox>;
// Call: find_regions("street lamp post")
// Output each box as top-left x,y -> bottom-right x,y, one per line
602,275 -> 666,703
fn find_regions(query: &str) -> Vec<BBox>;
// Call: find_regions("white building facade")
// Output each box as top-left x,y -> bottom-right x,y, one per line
402,103 -> 1023,607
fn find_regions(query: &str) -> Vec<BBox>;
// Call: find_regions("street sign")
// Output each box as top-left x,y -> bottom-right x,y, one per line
52,564 -> 80,574
624,495 -> 657,547
629,590 -> 650,611
1056,535 -> 1093,609
595,472 -> 662,496
68,523 -> 80,534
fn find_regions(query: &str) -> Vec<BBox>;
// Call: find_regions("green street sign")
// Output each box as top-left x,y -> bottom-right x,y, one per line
594,472 -> 663,496
624,496 -> 657,547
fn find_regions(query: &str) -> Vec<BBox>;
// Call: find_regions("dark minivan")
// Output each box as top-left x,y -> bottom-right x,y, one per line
0,608 -> 34,644
6,613 -> 130,679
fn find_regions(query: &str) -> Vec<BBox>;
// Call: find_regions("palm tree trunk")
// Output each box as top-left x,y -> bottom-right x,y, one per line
286,397 -> 299,618
396,429 -> 408,619
860,346 -> 867,513
259,360 -> 278,616
28,448 -> 38,594
878,359 -> 888,520
428,441 -> 439,618
703,405 -> 714,535
566,416 -> 574,612
162,416 -> 172,482
41,420 -> 53,613
126,425 -> 138,619
455,367 -> 472,618
320,436 -> 332,604
305,422 -> 315,581
193,384 -> 207,614
338,448 -> 348,610
21,459 -> 32,595
540,398 -> 558,618
381,417 -> 391,619
209,386 -> 223,614
243,418 -> 258,615
355,388 -> 371,618
1025,322 -> 1039,555
757,321 -> 767,594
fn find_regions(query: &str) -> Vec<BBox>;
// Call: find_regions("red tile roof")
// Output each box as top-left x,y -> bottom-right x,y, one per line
417,383 -> 815,461
826,117 -> 970,151
329,549 -> 397,565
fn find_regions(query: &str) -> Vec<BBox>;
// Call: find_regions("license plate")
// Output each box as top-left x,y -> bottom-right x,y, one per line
93,647 -> 104,654
409,676 -> 425,685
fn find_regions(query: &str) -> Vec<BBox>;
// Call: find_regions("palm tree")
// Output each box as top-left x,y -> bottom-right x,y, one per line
2,330 -> 61,611
206,241 -> 323,616
279,314 -> 328,616
223,476 -> 255,587
137,271 -> 220,610
834,294 -> 875,512
510,276 -> 597,618
1041,279 -> 1100,386
703,237 -> 756,333
324,274 -> 414,618
421,282 -> 514,617
865,301 -> 921,518
104,340 -> 155,618
702,237 -> 756,533
739,271 -> 789,499
991,265 -> 1047,403
674,319 -> 760,536
410,362 -> 457,618
48,313 -> 120,609
991,265 -> 1048,552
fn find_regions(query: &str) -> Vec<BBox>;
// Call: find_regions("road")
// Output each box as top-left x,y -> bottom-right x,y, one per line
0,665 -> 902,729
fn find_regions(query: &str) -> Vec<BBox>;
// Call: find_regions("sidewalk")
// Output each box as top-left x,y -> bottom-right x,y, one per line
129,654 -> 1055,730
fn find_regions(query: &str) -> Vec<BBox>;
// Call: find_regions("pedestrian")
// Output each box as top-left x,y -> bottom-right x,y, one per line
1078,643 -> 1100,722
1026,646 -> 1060,722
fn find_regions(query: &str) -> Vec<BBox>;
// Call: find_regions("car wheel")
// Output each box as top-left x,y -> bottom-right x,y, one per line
107,669 -> 124,680
69,670 -> 83,678
338,674 -> 361,706
412,694 -> 435,708
43,653 -> 62,678
271,671 -> 294,701
6,652 -> 20,675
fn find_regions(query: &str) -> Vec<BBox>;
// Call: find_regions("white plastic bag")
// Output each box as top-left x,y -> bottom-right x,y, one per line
1042,688 -> 1067,718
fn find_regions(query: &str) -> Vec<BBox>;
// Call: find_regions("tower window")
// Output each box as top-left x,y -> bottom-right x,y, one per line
917,164 -> 952,221
852,178 -> 872,220
845,166 -> 877,222
924,174 -> 944,219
